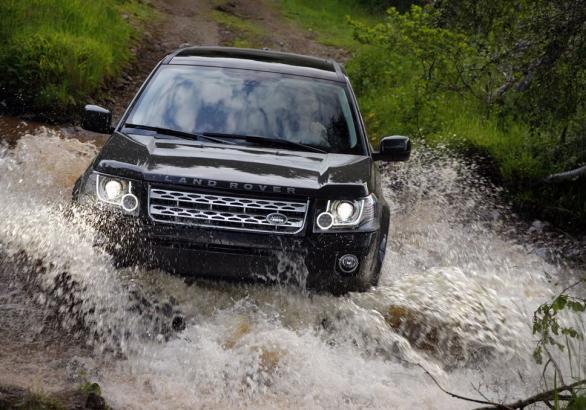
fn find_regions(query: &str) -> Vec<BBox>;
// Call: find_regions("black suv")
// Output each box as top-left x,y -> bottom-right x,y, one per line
74,47 -> 410,293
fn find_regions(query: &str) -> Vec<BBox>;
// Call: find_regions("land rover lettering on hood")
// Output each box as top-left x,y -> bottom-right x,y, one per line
73,47 -> 411,293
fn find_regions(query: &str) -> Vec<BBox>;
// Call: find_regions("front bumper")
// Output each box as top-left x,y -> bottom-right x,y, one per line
75,173 -> 387,292
123,222 -> 382,292
89,209 -> 384,293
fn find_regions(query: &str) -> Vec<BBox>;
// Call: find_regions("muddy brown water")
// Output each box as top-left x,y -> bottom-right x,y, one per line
0,119 -> 584,409
0,116 -> 108,147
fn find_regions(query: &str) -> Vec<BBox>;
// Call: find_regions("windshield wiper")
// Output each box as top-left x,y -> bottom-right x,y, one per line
122,124 -> 234,145
202,132 -> 327,154
123,125 -> 326,153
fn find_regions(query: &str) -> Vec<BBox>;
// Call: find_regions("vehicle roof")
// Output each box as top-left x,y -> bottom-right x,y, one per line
164,46 -> 346,82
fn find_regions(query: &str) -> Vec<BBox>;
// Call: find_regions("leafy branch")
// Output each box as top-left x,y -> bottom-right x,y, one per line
532,279 -> 586,367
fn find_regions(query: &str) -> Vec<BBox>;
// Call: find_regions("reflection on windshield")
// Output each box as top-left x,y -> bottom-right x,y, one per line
126,66 -> 361,154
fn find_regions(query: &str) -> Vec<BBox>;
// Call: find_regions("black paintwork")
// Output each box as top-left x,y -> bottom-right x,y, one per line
92,132 -> 374,198
75,47 -> 405,293
82,105 -> 112,134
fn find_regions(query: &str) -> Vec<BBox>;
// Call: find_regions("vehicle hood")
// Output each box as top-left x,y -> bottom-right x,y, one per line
93,133 -> 373,197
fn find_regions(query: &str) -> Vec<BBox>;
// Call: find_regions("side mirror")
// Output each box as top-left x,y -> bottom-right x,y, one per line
373,136 -> 411,162
82,105 -> 112,134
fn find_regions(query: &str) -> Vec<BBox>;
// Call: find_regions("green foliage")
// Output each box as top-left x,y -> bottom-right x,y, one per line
347,2 -> 586,224
279,0 -> 585,224
566,394 -> 586,409
351,6 -> 475,75
347,7 -> 483,138
436,0 -> 586,164
531,280 -> 585,409
0,0 -> 151,115
532,288 -> 586,364
347,7 -> 540,181
354,0 -> 421,13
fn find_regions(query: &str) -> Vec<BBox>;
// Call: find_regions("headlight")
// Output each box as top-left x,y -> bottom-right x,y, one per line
95,174 -> 139,213
333,201 -> 358,223
314,194 -> 378,232
104,180 -> 123,201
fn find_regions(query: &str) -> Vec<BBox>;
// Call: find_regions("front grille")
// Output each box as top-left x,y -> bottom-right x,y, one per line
148,186 -> 309,234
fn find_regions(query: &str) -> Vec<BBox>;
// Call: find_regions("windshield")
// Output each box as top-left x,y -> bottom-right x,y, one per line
125,65 -> 363,154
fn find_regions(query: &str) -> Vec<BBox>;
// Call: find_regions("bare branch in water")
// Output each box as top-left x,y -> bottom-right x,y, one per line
544,165 -> 586,183
474,380 -> 586,409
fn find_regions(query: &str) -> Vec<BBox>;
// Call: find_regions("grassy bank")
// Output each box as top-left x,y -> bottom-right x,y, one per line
0,0 -> 151,118
277,1 -> 586,227
279,0 -> 377,50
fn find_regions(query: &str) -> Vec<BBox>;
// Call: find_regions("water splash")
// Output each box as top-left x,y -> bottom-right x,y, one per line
0,129 -> 582,409
0,131 -> 183,357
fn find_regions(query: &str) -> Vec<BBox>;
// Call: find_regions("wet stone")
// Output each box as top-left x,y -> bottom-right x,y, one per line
172,315 -> 186,332
161,302 -> 173,317
86,392 -> 107,410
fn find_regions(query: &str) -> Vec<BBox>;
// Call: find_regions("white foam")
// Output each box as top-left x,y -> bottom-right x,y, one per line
0,131 -> 582,409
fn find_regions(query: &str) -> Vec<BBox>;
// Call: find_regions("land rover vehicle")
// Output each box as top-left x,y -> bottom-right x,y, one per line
73,47 -> 410,293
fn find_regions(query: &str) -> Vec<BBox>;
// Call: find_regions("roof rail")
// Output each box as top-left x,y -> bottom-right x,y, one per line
331,60 -> 345,81
163,47 -> 343,78
162,46 -> 188,64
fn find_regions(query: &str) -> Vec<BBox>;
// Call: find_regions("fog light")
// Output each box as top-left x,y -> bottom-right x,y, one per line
317,212 -> 334,230
338,254 -> 359,274
121,193 -> 139,212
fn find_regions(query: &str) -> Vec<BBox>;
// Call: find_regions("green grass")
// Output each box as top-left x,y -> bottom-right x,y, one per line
0,0 -> 152,116
278,0 -> 378,49
357,85 -> 547,183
